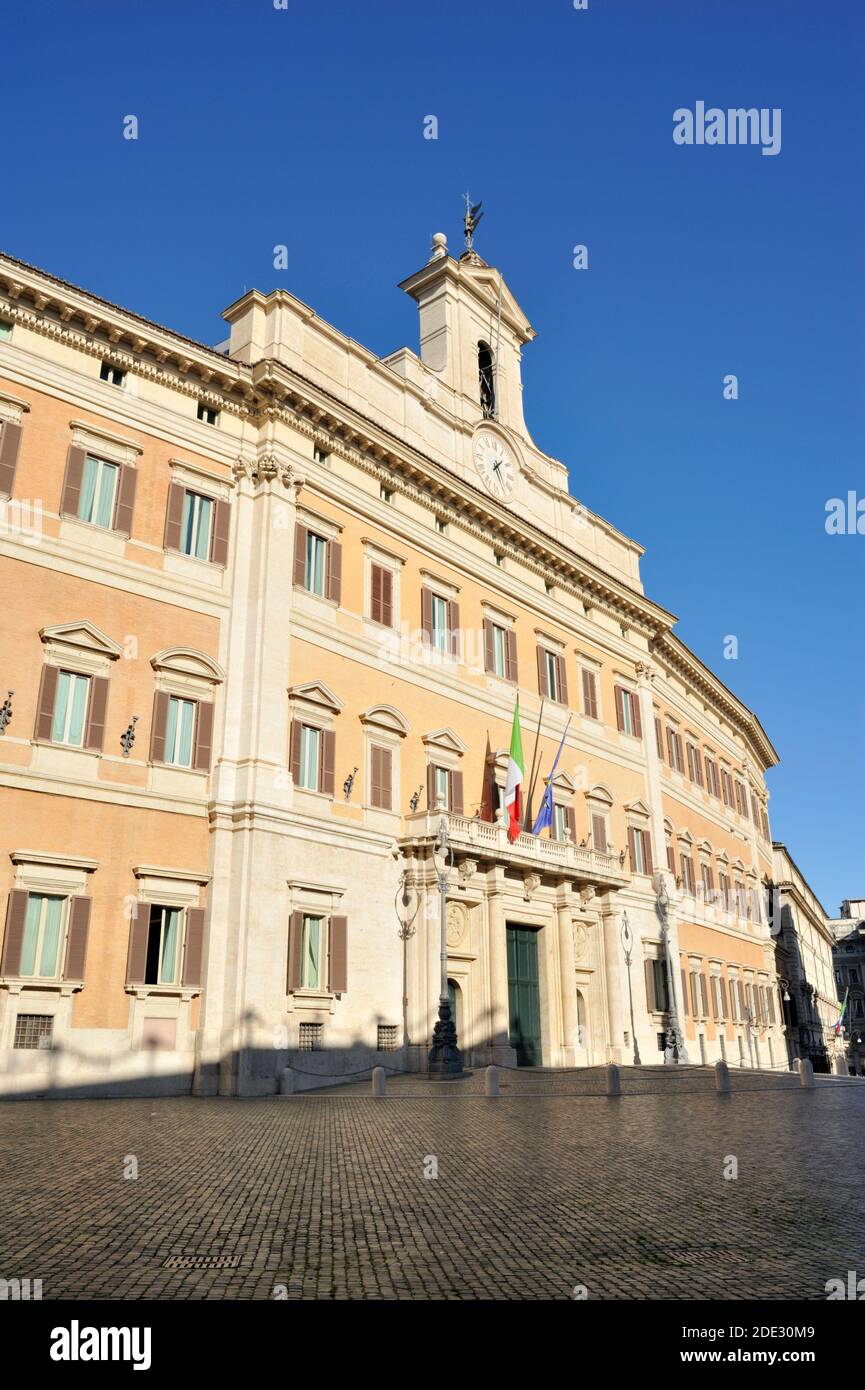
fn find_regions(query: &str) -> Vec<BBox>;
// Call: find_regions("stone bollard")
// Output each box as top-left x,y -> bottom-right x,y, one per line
279,1066 -> 295,1096
714,1060 -> 731,1093
484,1064 -> 499,1097
833,1054 -> 849,1077
371,1066 -> 386,1098
605,1063 -> 621,1097
799,1058 -> 816,1089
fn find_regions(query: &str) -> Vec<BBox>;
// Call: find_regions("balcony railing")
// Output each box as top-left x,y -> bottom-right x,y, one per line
399,810 -> 630,888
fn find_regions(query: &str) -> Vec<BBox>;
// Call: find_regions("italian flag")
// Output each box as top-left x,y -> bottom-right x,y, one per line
503,697 -> 525,842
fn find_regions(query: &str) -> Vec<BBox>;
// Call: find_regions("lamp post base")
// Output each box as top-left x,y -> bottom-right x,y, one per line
427,1000 -> 464,1078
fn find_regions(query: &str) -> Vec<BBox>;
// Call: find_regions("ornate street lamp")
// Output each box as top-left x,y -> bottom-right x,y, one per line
656,876 -> 688,1064
395,870 -> 420,1059
427,816 -> 464,1078
620,911 -> 641,1066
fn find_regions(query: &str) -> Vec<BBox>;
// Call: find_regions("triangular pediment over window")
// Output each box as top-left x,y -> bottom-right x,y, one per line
624,798 -> 651,818
288,681 -> 343,714
422,727 -> 467,757
40,621 -> 122,660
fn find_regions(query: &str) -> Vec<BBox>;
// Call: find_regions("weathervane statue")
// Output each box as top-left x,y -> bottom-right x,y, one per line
463,192 -> 483,252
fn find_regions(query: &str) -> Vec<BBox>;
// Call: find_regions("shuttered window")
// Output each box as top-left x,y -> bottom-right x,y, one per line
666,727 -> 684,773
628,826 -> 653,876
720,768 -> 734,808
369,744 -> 393,811
0,418 -> 23,496
591,813 -> 607,853
615,687 -> 642,738
369,563 -> 394,627
700,862 -> 714,897
20,893 -> 65,979
705,757 -> 720,797
51,670 -> 91,747
79,455 -> 119,529
581,668 -> 599,720
646,958 -> 669,1013
680,854 -> 695,894
165,696 -> 196,768
666,841 -> 676,873
552,804 -> 576,842
287,912 -> 348,994
655,717 -> 664,760
686,743 -> 703,786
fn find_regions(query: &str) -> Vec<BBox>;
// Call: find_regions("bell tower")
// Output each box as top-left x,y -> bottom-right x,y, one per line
398,220 -> 536,440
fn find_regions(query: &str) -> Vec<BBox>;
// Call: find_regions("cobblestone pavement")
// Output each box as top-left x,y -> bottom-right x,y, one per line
1,1076 -> 863,1300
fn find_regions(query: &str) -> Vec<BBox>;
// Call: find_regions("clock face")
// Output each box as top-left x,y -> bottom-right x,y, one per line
473,432 -> 517,499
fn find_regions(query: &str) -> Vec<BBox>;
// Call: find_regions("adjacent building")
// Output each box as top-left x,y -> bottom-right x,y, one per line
829,898 -> 865,1076
770,844 -> 840,1072
0,232 -> 787,1096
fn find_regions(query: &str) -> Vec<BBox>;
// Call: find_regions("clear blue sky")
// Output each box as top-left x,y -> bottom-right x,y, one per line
3,0 -> 862,911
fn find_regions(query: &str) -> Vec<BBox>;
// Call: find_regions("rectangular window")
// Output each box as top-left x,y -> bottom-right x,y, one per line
620,688 -> 634,735
581,669 -> 599,720
20,894 -> 65,979
299,1021 -> 323,1050
298,724 -> 321,791
735,882 -> 746,917
369,743 -> 393,811
666,841 -> 676,873
434,765 -> 450,810
687,743 -> 703,786
165,696 -> 196,768
144,904 -> 183,986
51,670 -> 91,747
181,490 -> 214,561
655,717 -> 664,760
591,813 -> 607,853
0,320 -> 12,342
545,650 -> 559,702
700,862 -> 714,897
304,531 -> 327,596
720,769 -> 734,808
78,454 -> 119,529
680,855 -> 695,895
380,484 -> 393,503
666,728 -> 684,773
491,624 -> 507,678
99,360 -> 125,387
629,827 -> 648,874
301,914 -> 322,989
13,1014 -> 54,1049
431,594 -> 449,654
553,804 -> 567,842
652,959 -> 670,1013
705,756 -> 720,798
369,562 -> 394,627
314,447 -> 330,465
719,872 -> 731,911
197,402 -> 219,426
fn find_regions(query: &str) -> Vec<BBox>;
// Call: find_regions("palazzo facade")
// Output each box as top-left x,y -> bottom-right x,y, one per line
0,234 -> 787,1096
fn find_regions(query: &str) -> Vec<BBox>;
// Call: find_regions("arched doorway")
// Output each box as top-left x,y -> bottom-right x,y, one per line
575,988 -> 589,1064
447,978 -> 461,1037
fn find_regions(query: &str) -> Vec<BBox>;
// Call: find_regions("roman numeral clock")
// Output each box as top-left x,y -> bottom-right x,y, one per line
473,430 -> 518,500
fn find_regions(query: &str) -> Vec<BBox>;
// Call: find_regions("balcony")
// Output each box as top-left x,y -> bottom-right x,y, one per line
399,810 -> 630,891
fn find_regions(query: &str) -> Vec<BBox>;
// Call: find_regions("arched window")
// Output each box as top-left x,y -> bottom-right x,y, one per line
478,341 -> 495,419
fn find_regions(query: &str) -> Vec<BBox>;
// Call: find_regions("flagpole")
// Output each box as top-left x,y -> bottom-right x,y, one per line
522,698 -> 545,831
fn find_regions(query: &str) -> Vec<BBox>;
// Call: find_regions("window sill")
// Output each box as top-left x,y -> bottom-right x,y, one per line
148,763 -> 208,797
59,515 -> 127,557
0,977 -> 82,995
125,984 -> 199,1002
163,550 -> 224,584
31,741 -> 101,780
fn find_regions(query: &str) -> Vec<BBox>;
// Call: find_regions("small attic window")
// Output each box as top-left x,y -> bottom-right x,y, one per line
478,341 -> 495,419
197,401 -> 219,426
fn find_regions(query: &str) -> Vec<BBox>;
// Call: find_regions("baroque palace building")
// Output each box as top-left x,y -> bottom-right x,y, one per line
0,232 -> 787,1096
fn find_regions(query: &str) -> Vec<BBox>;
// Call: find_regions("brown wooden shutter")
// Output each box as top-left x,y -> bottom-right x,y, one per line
483,619 -> 494,673
681,968 -> 689,1016
370,564 -> 383,624
1,890 -> 29,976
290,720 -> 302,784
181,907 -> 206,988
630,690 -> 642,738
582,668 -> 598,720
126,904 -> 150,985
450,769 -> 464,815
34,664 -> 59,741
112,465 -> 137,536
655,717 -> 664,760
642,829 -> 653,876
700,973 -> 709,1018
738,980 -> 746,1017
564,806 -> 576,842
767,988 -> 775,1024
448,600 -> 460,657
690,973 -> 700,1017
666,843 -> 676,872
591,813 -> 606,852
326,540 -> 342,604
0,421 -> 22,496
63,896 -> 91,980
319,728 -> 335,796
644,958 -> 656,1012
293,523 -> 308,587
328,915 -> 348,993
378,747 -> 393,810
60,445 -> 86,517
536,645 -> 547,697
210,499 -> 231,566
556,654 -> 568,705
370,745 -> 381,806
720,976 -> 729,1018
421,587 -> 433,644
163,482 -> 186,551
84,675 -> 109,752
380,566 -> 393,627
427,761 -> 436,809
614,686 -> 624,731
149,690 -> 171,763
505,628 -> 518,681
287,911 -> 303,991
193,700 -> 214,772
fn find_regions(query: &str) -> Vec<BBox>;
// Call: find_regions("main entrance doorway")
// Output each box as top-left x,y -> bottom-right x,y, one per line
506,925 -> 542,1066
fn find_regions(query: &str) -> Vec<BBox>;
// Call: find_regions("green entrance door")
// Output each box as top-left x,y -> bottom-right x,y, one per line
506,926 -> 542,1066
